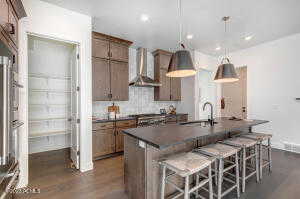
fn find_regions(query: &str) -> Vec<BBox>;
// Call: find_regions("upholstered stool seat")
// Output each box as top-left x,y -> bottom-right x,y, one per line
194,143 -> 239,159
159,152 -> 214,199
160,152 -> 213,177
222,137 -> 257,148
241,132 -> 272,141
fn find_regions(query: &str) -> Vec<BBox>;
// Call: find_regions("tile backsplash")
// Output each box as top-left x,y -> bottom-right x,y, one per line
93,48 -> 179,118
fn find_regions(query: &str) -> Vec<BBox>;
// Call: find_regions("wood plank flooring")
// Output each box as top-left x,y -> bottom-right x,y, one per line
15,148 -> 300,199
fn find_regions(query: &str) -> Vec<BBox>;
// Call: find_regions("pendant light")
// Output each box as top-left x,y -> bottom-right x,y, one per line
214,16 -> 239,83
166,0 -> 196,78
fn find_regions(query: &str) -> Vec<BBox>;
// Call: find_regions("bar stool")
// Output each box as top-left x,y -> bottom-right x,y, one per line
159,152 -> 214,199
194,143 -> 240,199
240,132 -> 272,179
221,137 -> 259,193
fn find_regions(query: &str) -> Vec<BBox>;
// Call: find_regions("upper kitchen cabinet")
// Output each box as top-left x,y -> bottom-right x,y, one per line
92,32 -> 132,101
0,0 -> 9,28
152,49 -> 181,101
0,0 -> 26,49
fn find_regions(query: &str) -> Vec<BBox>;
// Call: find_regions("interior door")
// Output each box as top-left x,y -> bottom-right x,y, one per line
221,66 -> 247,119
70,45 -> 80,169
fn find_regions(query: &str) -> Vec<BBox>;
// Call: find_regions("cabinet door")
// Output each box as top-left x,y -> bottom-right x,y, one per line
170,77 -> 181,101
110,42 -> 129,62
92,38 -> 110,59
115,129 -> 124,152
0,0 -> 8,27
156,69 -> 171,101
115,125 -> 135,152
93,129 -> 115,158
110,60 -> 129,101
92,57 -> 111,101
8,4 -> 18,46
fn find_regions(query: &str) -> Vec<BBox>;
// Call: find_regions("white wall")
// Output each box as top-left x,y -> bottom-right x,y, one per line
93,48 -> 178,117
228,33 -> 300,150
18,0 -> 92,187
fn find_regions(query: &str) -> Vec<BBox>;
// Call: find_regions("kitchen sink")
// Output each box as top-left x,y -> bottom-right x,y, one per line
179,120 -> 218,126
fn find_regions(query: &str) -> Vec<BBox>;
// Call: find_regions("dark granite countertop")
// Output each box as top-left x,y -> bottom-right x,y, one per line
122,117 -> 269,149
92,116 -> 136,123
92,113 -> 188,123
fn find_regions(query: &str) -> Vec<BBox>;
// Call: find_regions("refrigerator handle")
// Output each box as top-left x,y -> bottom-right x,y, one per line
1,58 -> 11,166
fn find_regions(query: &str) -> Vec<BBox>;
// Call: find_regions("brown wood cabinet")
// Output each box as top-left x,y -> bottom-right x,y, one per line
92,57 -> 110,100
93,119 -> 136,159
92,32 -> 132,101
153,49 -> 182,101
92,128 -> 116,157
0,0 -> 9,28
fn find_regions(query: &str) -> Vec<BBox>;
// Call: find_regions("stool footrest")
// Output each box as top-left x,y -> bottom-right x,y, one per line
189,178 -> 209,193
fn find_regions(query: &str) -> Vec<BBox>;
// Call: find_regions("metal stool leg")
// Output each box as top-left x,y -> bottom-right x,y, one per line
160,165 -> 166,199
255,145 -> 260,182
268,138 -> 272,172
214,160 -> 218,185
184,176 -> 189,199
217,159 -> 223,199
242,147 -> 246,193
259,143 -> 263,180
235,152 -> 240,198
208,165 -> 213,199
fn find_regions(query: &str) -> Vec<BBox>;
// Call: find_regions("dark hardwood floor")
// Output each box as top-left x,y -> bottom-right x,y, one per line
15,148 -> 300,199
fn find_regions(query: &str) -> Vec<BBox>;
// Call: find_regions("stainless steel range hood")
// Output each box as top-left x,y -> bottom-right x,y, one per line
129,48 -> 161,87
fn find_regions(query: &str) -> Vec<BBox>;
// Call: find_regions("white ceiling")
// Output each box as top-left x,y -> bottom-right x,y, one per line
41,0 -> 300,56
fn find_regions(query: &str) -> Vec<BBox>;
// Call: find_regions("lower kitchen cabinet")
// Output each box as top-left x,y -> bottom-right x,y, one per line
93,120 -> 136,159
115,129 -> 124,152
92,128 -> 116,157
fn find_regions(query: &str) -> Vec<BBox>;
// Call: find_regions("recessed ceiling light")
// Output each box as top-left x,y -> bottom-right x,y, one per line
140,14 -> 149,22
215,46 -> 221,51
245,35 -> 253,41
187,34 -> 193,39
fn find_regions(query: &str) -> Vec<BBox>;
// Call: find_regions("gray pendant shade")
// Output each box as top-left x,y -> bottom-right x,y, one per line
214,58 -> 239,83
166,50 -> 196,77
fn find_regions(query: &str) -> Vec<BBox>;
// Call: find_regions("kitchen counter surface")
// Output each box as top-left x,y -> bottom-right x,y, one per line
92,116 -> 136,123
92,113 -> 188,123
122,117 -> 269,149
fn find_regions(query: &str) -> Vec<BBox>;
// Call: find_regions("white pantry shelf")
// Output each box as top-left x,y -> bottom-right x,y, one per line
29,89 -> 72,93
29,104 -> 70,107
29,73 -> 71,80
29,130 -> 71,139
29,117 -> 69,123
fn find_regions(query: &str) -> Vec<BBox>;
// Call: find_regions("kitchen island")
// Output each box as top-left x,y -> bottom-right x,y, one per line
122,117 -> 269,199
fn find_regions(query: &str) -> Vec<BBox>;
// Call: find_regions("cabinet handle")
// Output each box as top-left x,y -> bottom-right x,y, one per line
107,51 -> 110,58
110,52 -> 113,57
5,23 -> 15,35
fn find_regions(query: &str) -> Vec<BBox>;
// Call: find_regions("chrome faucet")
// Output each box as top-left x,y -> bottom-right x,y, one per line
203,102 -> 214,126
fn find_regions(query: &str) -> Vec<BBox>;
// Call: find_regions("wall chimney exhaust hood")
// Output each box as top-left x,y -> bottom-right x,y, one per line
129,48 -> 161,87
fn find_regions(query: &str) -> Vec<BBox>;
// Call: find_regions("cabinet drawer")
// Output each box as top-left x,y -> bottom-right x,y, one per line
92,122 -> 114,130
116,120 -> 136,128
165,116 -> 176,123
177,115 -> 188,122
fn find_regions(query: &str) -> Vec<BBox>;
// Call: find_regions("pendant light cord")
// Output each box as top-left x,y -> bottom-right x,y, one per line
224,17 -> 227,58
178,0 -> 185,49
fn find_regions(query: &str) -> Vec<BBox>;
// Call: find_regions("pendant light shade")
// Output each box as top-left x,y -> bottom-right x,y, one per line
214,16 -> 239,83
167,0 -> 196,78
214,58 -> 238,83
166,50 -> 196,77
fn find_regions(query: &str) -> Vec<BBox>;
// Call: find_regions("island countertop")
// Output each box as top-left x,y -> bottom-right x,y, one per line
122,117 -> 269,149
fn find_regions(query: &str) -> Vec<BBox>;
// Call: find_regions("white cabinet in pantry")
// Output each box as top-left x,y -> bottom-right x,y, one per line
28,34 -> 79,162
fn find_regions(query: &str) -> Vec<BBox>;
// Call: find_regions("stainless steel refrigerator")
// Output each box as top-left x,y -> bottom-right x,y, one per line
0,40 -> 23,198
